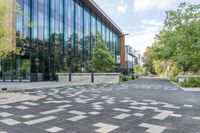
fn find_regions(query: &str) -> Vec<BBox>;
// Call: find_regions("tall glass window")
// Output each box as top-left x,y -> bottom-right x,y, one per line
106,26 -> 109,49
1,0 -> 122,82
91,14 -> 96,48
83,8 -> 90,60
102,23 -> 106,43
13,0 -> 23,82
97,18 -> 101,35
74,2 -> 83,72
14,0 -> 31,81
109,28 -> 112,51
43,0 -> 50,80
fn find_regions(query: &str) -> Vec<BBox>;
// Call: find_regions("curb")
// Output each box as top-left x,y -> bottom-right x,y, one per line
167,78 -> 200,92
166,78 -> 184,90
120,78 -> 140,84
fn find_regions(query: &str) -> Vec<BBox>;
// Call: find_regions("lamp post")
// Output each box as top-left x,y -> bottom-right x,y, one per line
132,55 -> 134,79
35,58 -> 39,81
128,52 -> 135,79
68,48 -> 72,82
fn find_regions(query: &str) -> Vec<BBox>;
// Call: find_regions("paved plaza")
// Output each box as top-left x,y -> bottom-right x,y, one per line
0,78 -> 200,133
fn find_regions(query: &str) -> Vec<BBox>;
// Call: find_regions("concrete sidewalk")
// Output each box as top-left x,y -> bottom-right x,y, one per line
181,87 -> 200,92
0,82 -> 94,92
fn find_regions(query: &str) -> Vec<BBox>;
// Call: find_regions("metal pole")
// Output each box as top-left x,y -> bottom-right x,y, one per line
132,56 -> 134,79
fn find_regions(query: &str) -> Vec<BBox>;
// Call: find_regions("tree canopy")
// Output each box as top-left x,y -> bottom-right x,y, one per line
144,2 -> 200,77
0,2 -> 13,61
134,64 -> 142,75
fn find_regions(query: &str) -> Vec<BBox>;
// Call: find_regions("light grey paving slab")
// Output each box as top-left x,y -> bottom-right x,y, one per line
124,97 -> 131,100
40,108 -> 65,115
57,104 -> 72,108
92,102 -> 104,105
46,98 -> 54,100
24,116 -> 57,125
147,126 -> 166,133
163,104 -> 180,109
88,111 -> 100,115
22,102 -> 39,106
113,113 -> 130,119
153,111 -> 173,120
93,122 -> 119,133
94,107 -> 104,110
170,114 -> 182,117
133,113 -> 144,117
139,123 -> 166,133
0,118 -> 21,125
44,100 -> 71,104
153,109 -> 182,120
142,99 -> 155,102
0,131 -> 7,133
120,100 -> 136,103
45,127 -> 64,133
130,102 -> 148,105
21,115 -> 36,119
0,112 -> 13,117
183,104 -> 193,108
129,106 -> 158,110
75,97 -> 94,103
0,105 -> 12,109
15,106 -> 30,110
193,116 -> 200,120
68,110 -> 86,115
113,108 -> 131,112
67,115 -> 88,121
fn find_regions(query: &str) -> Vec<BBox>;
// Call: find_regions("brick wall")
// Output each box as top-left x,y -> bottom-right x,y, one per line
120,35 -> 126,67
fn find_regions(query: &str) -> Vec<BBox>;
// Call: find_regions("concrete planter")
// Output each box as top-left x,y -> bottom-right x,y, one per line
56,73 -> 120,84
177,75 -> 200,83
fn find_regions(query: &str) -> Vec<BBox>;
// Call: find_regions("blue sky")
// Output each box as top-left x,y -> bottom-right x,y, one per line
93,0 -> 199,55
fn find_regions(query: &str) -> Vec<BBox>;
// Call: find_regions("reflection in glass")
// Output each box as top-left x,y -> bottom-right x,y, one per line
2,0 -> 121,82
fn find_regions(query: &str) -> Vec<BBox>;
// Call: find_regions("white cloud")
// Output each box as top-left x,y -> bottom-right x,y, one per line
134,0 -> 176,12
126,32 -> 155,55
124,19 -> 163,55
125,23 -> 162,55
141,19 -> 163,26
117,0 -> 128,13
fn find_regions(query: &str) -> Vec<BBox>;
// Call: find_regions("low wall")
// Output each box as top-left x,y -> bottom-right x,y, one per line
57,73 -> 120,84
177,75 -> 200,83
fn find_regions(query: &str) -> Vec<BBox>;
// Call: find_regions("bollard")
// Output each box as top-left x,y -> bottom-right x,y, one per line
69,72 -> 71,82
91,72 -> 94,83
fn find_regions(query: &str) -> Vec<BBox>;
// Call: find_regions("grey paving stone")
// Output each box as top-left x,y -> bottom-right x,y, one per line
0,78 -> 200,133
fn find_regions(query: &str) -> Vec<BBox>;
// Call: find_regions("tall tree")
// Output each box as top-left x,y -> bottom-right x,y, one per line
145,2 -> 200,76
160,2 -> 200,73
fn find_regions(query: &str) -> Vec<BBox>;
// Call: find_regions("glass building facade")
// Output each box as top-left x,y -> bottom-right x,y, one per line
0,0 -> 123,82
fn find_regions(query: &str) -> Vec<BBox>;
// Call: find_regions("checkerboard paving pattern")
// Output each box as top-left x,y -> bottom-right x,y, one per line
0,79 -> 200,133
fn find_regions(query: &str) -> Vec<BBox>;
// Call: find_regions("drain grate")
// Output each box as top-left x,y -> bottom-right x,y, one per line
1,88 -> 8,91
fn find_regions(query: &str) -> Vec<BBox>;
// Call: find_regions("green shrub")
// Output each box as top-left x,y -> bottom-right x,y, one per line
169,77 -> 177,83
120,75 -> 128,82
180,78 -> 200,87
